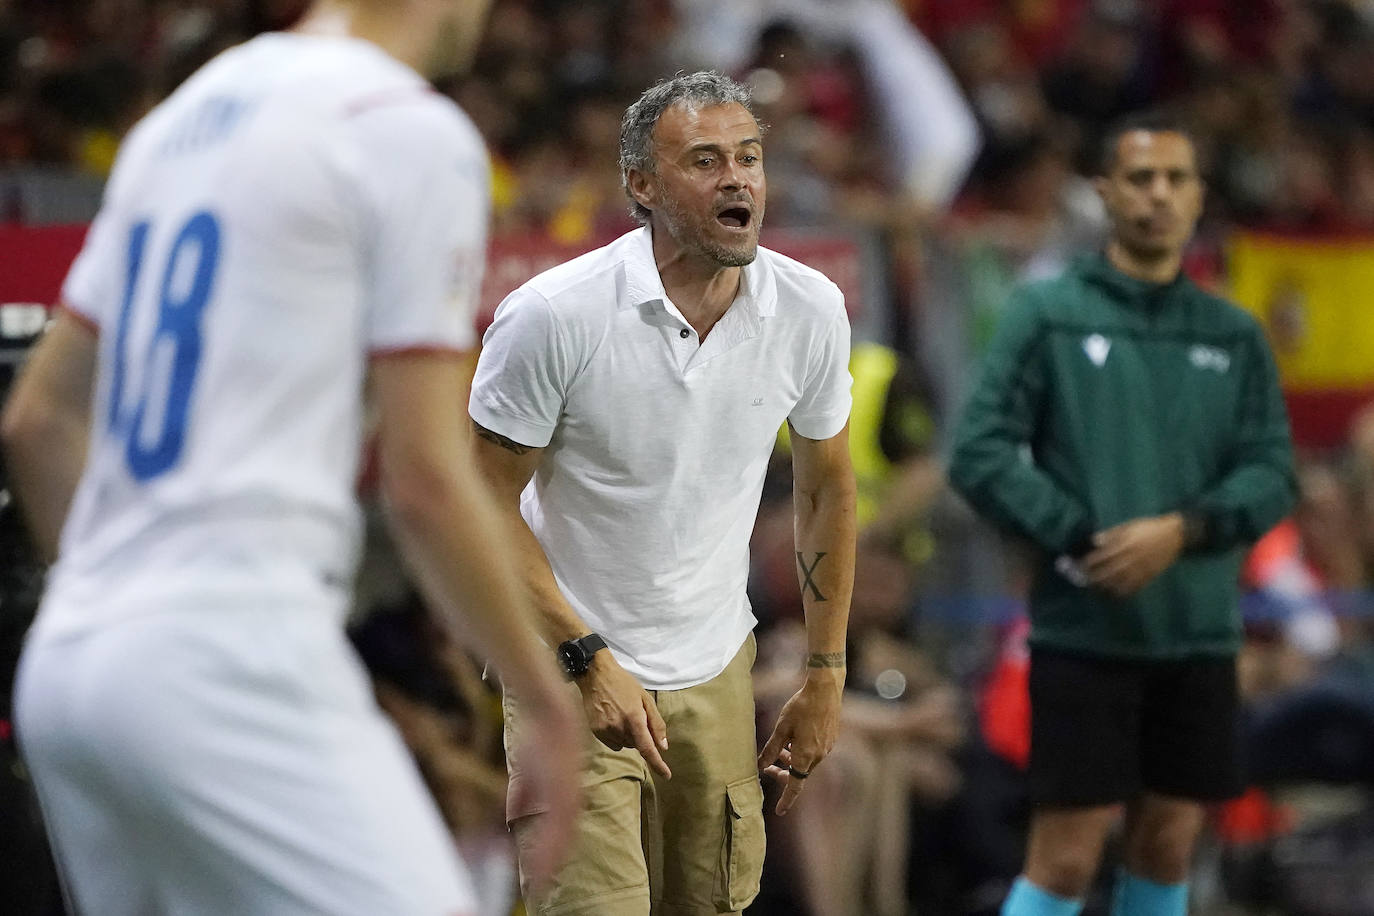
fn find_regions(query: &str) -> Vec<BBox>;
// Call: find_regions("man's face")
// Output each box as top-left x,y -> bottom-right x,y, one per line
631,102 -> 766,268
1096,130 -> 1203,260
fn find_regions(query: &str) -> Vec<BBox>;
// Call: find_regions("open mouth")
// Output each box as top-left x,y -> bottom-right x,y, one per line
716,207 -> 752,230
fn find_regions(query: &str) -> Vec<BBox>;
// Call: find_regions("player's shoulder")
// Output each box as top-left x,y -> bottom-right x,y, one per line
339,72 -> 475,144
134,34 -> 474,147
755,244 -> 846,320
101,38 -> 255,168
323,72 -> 485,205
201,33 -> 479,155
259,33 -> 425,104
305,43 -> 478,152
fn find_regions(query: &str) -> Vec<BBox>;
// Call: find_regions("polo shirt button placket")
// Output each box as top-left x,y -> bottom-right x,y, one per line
679,328 -> 690,339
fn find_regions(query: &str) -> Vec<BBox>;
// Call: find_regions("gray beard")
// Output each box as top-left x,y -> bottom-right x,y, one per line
699,238 -> 758,267
658,195 -> 760,268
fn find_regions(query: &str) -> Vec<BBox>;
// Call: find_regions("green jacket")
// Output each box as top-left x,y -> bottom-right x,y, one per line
949,254 -> 1297,659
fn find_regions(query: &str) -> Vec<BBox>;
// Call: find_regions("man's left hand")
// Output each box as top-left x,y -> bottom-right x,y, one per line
757,669 -> 844,815
1083,512 -> 1185,598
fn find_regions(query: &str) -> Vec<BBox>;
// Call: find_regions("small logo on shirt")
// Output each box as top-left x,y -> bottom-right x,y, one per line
751,398 -> 764,406
1082,334 -> 1112,367
1189,344 -> 1231,373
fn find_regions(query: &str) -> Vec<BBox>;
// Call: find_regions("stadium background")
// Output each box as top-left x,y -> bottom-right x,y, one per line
3,1 -> 1374,914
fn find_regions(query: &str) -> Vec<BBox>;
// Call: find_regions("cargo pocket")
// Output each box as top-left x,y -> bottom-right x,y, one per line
713,776 -> 765,912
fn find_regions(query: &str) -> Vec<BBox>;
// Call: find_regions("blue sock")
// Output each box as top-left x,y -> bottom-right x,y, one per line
1001,876 -> 1083,916
1110,868 -> 1188,916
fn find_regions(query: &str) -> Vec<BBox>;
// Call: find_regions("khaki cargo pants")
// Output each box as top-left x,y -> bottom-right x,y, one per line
504,634 -> 764,916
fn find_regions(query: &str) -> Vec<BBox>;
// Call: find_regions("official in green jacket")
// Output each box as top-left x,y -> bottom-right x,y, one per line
949,113 -> 1296,916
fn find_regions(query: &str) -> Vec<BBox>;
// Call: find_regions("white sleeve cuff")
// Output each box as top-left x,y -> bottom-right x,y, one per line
469,396 -> 555,449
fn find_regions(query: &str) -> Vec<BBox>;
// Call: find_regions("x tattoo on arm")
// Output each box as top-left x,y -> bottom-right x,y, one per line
796,552 -> 827,602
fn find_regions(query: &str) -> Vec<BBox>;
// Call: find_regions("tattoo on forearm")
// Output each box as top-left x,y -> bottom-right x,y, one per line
473,421 -> 533,455
796,552 -> 827,602
807,651 -> 846,669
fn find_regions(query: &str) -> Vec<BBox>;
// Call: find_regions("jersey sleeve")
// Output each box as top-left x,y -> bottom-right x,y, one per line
347,96 -> 489,355
60,115 -> 157,330
468,287 -> 572,449
788,294 -> 853,441
59,196 -> 126,330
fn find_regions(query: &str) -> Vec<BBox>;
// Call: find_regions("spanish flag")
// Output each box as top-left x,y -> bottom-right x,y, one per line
1228,230 -> 1374,448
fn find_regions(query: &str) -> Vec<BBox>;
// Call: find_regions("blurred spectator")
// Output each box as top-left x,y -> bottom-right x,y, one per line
0,304 -> 59,915
5,0 -> 1374,235
1040,4 -> 1151,171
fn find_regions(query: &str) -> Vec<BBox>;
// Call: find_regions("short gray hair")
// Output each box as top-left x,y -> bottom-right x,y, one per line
619,71 -> 756,224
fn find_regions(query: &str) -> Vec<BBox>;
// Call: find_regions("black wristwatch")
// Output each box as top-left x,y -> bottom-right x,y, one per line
556,633 -> 607,678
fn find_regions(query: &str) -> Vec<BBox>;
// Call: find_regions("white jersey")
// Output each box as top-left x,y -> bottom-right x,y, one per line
37,33 -> 489,638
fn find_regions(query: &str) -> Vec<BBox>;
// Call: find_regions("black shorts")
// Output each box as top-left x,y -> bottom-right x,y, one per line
1027,645 -> 1244,807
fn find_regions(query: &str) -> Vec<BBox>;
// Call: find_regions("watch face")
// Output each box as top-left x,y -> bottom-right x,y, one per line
558,643 -> 586,676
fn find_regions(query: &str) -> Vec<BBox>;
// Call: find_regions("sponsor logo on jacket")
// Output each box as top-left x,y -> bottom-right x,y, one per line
1082,334 -> 1112,366
1189,345 -> 1231,373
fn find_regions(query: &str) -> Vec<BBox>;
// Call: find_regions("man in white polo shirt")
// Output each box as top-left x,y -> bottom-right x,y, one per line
469,71 -> 856,915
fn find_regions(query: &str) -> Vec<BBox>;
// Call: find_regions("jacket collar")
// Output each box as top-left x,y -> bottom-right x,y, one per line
1080,251 -> 1191,306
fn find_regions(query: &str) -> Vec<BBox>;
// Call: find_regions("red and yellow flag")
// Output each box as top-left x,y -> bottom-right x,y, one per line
1228,230 -> 1374,448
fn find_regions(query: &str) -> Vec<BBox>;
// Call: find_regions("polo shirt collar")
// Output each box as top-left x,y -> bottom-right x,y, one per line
623,226 -> 778,320
623,227 -> 667,308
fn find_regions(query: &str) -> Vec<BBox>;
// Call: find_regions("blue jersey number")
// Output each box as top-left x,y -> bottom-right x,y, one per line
108,211 -> 221,481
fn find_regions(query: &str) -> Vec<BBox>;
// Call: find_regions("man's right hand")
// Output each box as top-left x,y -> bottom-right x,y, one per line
577,653 -> 672,779
1083,513 -> 1186,598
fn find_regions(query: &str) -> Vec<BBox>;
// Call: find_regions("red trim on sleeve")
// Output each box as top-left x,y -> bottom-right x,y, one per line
355,434 -> 380,497
367,345 -> 472,361
55,303 -> 100,335
344,86 -> 439,119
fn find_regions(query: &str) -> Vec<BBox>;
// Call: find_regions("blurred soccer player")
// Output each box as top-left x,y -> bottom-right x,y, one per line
1,2 -> 579,914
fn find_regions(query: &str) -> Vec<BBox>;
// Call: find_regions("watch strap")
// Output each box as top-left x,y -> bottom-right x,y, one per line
576,633 -> 607,655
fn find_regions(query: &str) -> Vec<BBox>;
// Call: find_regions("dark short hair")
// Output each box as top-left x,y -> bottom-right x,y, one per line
619,71 -> 756,224
1097,111 -> 1199,176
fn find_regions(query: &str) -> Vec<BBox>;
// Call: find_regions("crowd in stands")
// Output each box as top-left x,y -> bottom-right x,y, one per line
8,2 -> 1374,232
4,1 -> 1374,914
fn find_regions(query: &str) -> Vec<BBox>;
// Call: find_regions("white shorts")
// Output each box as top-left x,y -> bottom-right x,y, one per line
15,597 -> 477,916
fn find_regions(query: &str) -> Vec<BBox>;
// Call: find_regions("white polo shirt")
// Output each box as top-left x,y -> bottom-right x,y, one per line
470,227 -> 852,689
